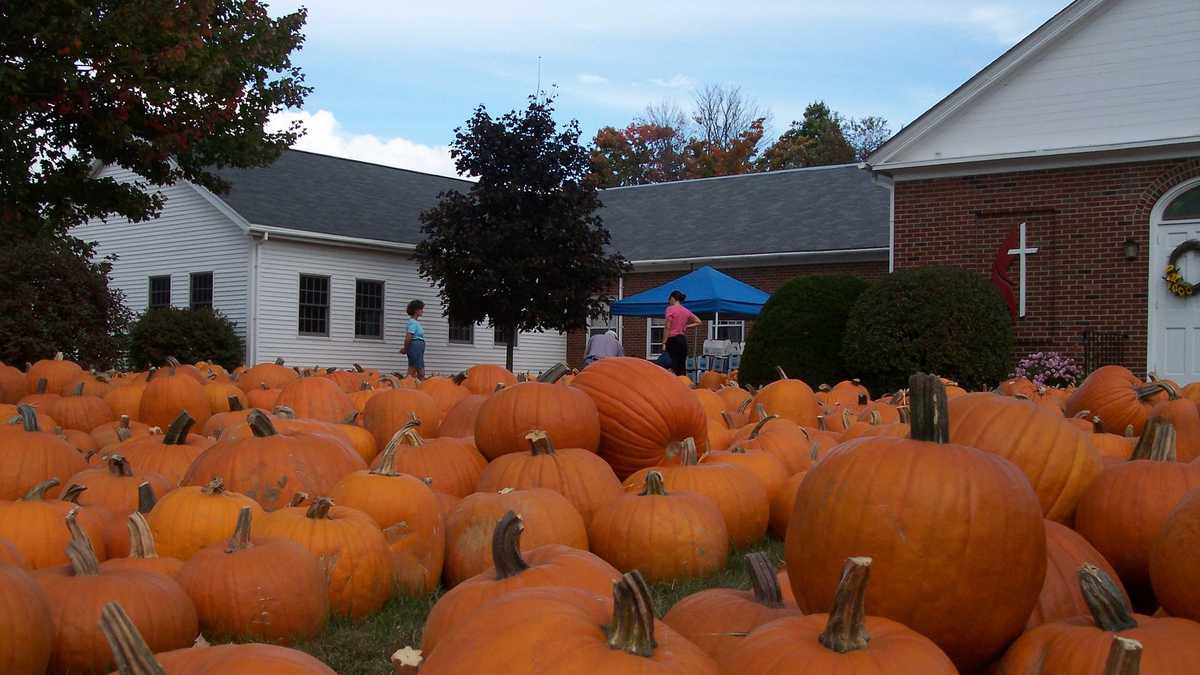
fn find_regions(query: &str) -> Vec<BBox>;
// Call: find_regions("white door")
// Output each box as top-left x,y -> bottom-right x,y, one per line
1150,180 -> 1200,383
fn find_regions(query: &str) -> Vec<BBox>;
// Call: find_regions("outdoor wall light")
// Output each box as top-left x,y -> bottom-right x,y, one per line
1123,238 -> 1139,261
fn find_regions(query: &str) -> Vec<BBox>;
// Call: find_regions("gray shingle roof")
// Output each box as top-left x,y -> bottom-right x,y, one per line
211,150 -> 889,259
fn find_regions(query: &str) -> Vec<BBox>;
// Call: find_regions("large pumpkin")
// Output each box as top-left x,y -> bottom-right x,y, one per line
26,352 -> 82,395
48,383 -> 115,432
0,561 -> 53,675
785,374 -> 1047,672
147,478 -> 265,560
138,359 -> 212,430
769,470 -> 807,539
90,414 -> 152,449
1149,396 -> 1200,462
106,411 -> 214,486
372,421 -> 488,498
1065,366 -> 1173,435
700,445 -> 789,500
65,454 -> 172,517
571,357 -> 708,479
275,376 -> 356,424
438,393 -> 487,438
0,404 -> 86,500
0,362 -> 28,403
473,377 -> 602,459
237,358 -> 299,392
749,367 -> 821,427
0,479 -> 109,569
361,388 -> 441,448
1028,520 -> 1129,629
103,381 -> 146,420
419,376 -> 470,413
1149,488 -> 1200,621
455,364 -> 517,396
101,512 -> 185,581
732,414 -> 824,474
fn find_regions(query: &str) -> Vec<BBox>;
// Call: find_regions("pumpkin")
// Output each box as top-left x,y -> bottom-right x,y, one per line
419,376 -> 470,414
1075,418 -> 1200,605
35,510 -> 199,674
998,376 -> 1040,399
199,396 -> 260,437
0,479 -> 109,568
275,376 -> 357,424
1028,520 -> 1129,629
443,487 -> 588,587
0,538 -> 29,568
101,512 -> 185,581
663,552 -> 802,659
202,379 -> 247,414
107,411 -> 215,485
698,370 -> 728,390
624,439 -> 768,548
237,358 -> 299,392
177,507 -> 328,644
421,510 -> 620,654
0,561 -> 52,675
0,362 -> 28,403
329,439 -> 445,597
147,477 -> 265,560
1093,423 -> 1139,464
26,352 -> 82,395
255,497 -> 394,620
246,382 -> 281,410
1148,396 -> 1200,462
1149,488 -> 1200,622
0,401 -> 57,431
48,382 -> 115,432
475,429 -> 622,523
749,367 -> 821,427
438,393 -> 487,438
997,564 -> 1200,675
1065,366 -> 1173,435
0,404 -> 85,500
59,482 -> 127,560
721,556 -> 957,674
90,415 -> 152,448
17,377 -> 60,412
361,388 -> 441,448
705,414 -> 735,453
769,470 -> 807,539
701,445 -> 789,500
60,427 -> 99,456
473,375 -> 602,459
419,572 -> 720,674
65,454 -> 172,516
733,414 -> 825,474
138,358 -> 213,430
373,419 -> 487,498
103,380 -> 146,420
347,382 -> 378,414
590,471 -> 728,583
718,385 -> 753,413
785,373 -> 1047,672
455,364 -> 518,396
182,410 -> 367,511
323,366 -> 367,393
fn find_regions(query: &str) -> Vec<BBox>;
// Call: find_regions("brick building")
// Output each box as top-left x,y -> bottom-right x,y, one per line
867,0 -> 1200,380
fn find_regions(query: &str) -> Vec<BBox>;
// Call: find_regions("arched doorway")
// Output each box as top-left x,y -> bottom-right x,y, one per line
1149,178 -> 1200,381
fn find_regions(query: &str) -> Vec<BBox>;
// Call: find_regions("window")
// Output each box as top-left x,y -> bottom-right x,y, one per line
709,319 -> 745,344
298,274 -> 330,336
1164,184 -> 1200,221
189,272 -> 213,310
148,276 -> 171,309
494,326 -> 518,347
448,318 -> 475,344
354,280 -> 384,339
648,318 -> 665,358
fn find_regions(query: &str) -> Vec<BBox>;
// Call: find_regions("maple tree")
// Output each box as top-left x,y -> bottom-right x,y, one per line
591,123 -> 689,187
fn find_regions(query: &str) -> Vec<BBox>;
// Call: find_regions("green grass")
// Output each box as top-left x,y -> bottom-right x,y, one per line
294,538 -> 786,674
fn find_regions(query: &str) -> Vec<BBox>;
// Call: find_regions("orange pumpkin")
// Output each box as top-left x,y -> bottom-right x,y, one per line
48,382 -> 115,432
26,352 -> 82,395
750,367 -> 821,427
455,364 -> 517,396
1149,396 -> 1200,462
769,470 -> 807,539
245,382 -> 281,410
1150,488 -> 1200,622
418,376 -> 470,414
0,404 -> 86,500
473,376 -> 601,459
438,393 -> 486,438
275,376 -> 357,423
107,411 -> 215,486
64,454 -> 172,516
372,420 -> 488,498
138,359 -> 212,430
90,415 -> 152,448
202,379 -> 247,414
0,362 -> 28,403
733,415 -> 825,474
147,478 -> 265,560
237,358 -> 299,392
103,380 -> 146,420
361,388 -> 441,448
0,560 -> 52,675
1028,520 -> 1129,629
1065,366 -> 1173,435
101,512 -> 185,581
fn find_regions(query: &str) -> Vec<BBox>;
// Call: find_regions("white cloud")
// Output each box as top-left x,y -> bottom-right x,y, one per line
647,74 -> 697,90
577,73 -> 609,85
268,109 -> 464,179
962,5 -> 1040,44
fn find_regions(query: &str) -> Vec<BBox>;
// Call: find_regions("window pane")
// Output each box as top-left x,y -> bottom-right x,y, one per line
148,276 -> 171,309
354,280 -> 384,338
1164,185 -> 1200,221
448,319 -> 474,344
298,275 -> 329,336
189,272 -> 213,310
494,326 -> 517,346
648,318 -> 665,356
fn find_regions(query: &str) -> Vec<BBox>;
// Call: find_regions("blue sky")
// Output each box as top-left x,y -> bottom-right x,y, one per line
266,0 -> 1066,177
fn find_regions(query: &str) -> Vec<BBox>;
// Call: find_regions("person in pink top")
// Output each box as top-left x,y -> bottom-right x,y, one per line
663,290 -> 701,376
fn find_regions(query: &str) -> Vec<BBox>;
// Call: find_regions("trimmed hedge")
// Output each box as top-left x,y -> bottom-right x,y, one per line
738,274 -> 870,388
128,307 -> 244,371
841,266 -> 1013,393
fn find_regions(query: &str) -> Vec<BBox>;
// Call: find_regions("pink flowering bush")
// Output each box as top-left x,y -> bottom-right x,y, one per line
1012,351 -> 1083,388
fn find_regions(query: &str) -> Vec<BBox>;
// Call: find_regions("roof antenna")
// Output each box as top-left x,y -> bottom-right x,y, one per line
536,56 -> 542,97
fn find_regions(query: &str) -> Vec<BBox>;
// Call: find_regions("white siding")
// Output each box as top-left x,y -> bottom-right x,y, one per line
891,0 -> 1200,164
252,238 -> 566,374
71,165 -> 252,340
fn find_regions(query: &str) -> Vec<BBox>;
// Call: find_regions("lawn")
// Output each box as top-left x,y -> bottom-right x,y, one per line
295,538 -> 787,674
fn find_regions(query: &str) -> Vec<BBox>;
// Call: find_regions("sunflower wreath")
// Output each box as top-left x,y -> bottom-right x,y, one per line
1165,240 -> 1200,298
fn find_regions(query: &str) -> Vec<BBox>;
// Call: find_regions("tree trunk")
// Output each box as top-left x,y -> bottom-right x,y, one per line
505,330 -> 515,372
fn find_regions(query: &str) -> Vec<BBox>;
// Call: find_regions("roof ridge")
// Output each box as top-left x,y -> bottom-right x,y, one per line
282,148 -> 474,184
602,163 -> 864,191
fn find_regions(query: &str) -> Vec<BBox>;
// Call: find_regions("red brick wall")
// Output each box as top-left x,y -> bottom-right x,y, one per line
893,157 -> 1200,375
566,260 -> 887,367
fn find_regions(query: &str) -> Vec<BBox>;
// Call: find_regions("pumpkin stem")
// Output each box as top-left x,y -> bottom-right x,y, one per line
272,405 -> 296,419
818,556 -> 873,653
22,478 -> 60,500
100,602 -> 167,675
1136,383 -> 1172,401
1130,418 -> 1176,461
247,410 -> 278,438
305,497 -> 334,519
1079,564 -> 1138,631
227,395 -> 244,411
225,507 -> 254,553
106,454 -> 134,477
35,378 -> 48,394
126,513 -> 159,559
60,483 -> 86,504
839,408 -> 854,429
908,373 -> 949,443
15,403 -> 40,432
525,430 -> 556,456
372,432 -> 406,476
289,492 -> 310,507
492,511 -> 530,579
747,414 -> 777,440
857,393 -> 868,406
162,411 -> 194,445
866,409 -> 882,426
136,481 -> 156,514
746,552 -> 785,608
678,437 -> 699,465
775,366 -> 788,381
605,571 -> 658,657
399,414 -> 425,447
164,356 -> 181,375
115,415 -> 133,442
1103,636 -> 1143,675
737,398 -> 753,415
720,411 -> 736,430
353,363 -> 365,373
200,477 -> 226,496
71,381 -> 85,396
640,471 -> 669,496
274,357 -> 285,366
65,507 -> 101,576
537,363 -> 570,383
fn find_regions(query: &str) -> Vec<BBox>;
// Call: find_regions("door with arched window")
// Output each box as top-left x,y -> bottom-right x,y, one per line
1150,179 -> 1200,382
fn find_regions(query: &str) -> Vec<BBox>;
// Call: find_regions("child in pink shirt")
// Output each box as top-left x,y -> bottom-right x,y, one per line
663,290 -> 701,376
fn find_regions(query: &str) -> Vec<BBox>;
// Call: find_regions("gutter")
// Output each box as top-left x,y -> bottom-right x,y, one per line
629,247 -> 889,269
247,224 -> 417,251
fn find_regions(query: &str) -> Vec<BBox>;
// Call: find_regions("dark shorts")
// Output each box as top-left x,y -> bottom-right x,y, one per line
407,338 -> 426,369
665,334 -> 688,376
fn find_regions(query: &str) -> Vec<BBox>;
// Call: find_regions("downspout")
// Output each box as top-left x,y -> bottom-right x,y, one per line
246,232 -> 265,365
617,276 -> 624,339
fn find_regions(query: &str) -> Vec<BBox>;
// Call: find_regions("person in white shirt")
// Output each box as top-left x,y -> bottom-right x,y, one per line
583,330 -> 624,366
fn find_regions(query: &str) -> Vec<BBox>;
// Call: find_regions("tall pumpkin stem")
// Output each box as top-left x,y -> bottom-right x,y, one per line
537,363 -> 570,384
372,432 -> 406,476
34,378 -> 48,394
115,415 -> 133,442
126,513 -> 159,559
525,430 -> 555,456
15,403 -> 40,432
136,482 -> 156,514
746,552 -> 785,608
1103,636 -> 1143,675
640,471 -> 669,496
106,454 -> 134,477
247,410 -> 278,438
99,602 -> 167,675
60,483 -> 86,504
227,395 -> 244,411
1130,418 -> 1176,462
65,508 -> 101,576
22,478 -> 60,501
305,497 -> 334,519
492,511 -> 531,579
605,571 -> 658,657
225,507 -> 255,553
819,556 -> 873,653
775,366 -> 788,381
908,373 -> 949,443
747,414 -> 777,440
163,412 -> 194,445
400,414 -> 425,447
720,411 -> 737,430
1079,564 -> 1138,631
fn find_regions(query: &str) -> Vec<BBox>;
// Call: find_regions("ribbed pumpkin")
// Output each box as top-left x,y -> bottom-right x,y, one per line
0,404 -> 85,500
108,411 -> 214,485
101,512 -> 185,580
34,510 -> 199,675
48,382 -> 115,432
699,370 -> 728,390
26,352 -> 82,395
321,366 -> 366,393
255,497 -> 393,620
589,471 -> 729,583
203,379 -> 247,414
1065,366 -> 1173,435
65,454 -> 172,516
421,511 -> 620,653
663,552 -> 802,659
750,367 -> 821,427
998,565 -> 1200,675
785,374 -> 1047,673
721,556 -> 957,675
138,359 -> 213,430
1150,488 -> 1200,622
473,375 -> 602,459
732,415 -> 823,474
1075,419 -> 1200,605
237,358 -> 299,392
372,420 -> 488,498
0,479 -> 109,568
147,478 -> 265,560
329,439 -> 445,596
1093,423 -> 1140,464
90,415 -> 152,448
1148,396 -> 1200,462
103,380 -> 146,420
455,364 -> 518,396
182,410 -> 366,511
438,393 -> 487,438
1028,520 -> 1129,629
17,377 -> 60,412
58,483 -> 123,560
0,538 -> 29,568
178,507 -> 328,644
701,445 -> 789,500
0,362 -> 27,403
275,376 -> 357,423
718,385 -> 753,412
694,388 -> 727,420
419,376 -> 470,414
769,470 -> 807,539
348,382 -> 378,414
948,392 -> 1103,522
361,387 -> 442,448
419,572 -> 720,675
0,561 -> 52,675
475,430 -> 622,523
624,439 -> 768,548
572,357 -> 708,479
246,382 -> 281,410
443,487 -> 588,587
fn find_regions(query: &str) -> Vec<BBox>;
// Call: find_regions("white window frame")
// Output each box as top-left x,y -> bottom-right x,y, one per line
647,318 -> 666,358
447,318 -> 475,345
708,318 -> 745,345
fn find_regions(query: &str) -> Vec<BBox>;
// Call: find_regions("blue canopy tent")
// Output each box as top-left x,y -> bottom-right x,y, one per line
609,266 -> 770,319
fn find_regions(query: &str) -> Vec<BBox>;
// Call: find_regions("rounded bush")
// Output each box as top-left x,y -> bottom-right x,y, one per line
128,307 -> 244,371
739,274 -> 869,388
841,266 -> 1013,394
